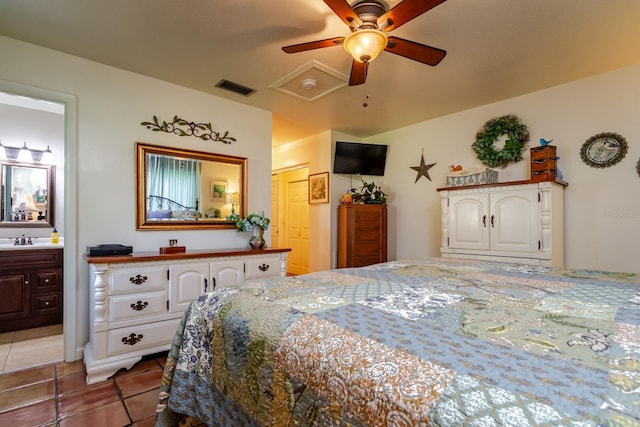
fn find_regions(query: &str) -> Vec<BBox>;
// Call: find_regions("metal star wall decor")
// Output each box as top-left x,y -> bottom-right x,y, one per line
410,149 -> 436,183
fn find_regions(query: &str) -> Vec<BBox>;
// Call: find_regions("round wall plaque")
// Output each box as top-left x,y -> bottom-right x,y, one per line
580,132 -> 628,168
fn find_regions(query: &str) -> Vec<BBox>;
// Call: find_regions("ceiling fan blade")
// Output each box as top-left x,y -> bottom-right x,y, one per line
378,0 -> 447,32
349,60 -> 368,86
323,0 -> 362,27
282,37 -> 345,54
385,36 -> 446,66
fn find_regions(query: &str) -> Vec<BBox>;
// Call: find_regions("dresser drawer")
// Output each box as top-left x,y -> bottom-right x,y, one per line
245,257 -> 280,279
108,291 -> 167,322
353,243 -> 382,257
107,319 -> 179,356
109,267 -> 166,294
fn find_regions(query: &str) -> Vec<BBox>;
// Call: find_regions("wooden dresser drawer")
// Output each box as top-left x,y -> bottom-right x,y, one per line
107,319 -> 179,356
245,257 -> 279,279
109,267 -> 166,294
108,291 -> 167,322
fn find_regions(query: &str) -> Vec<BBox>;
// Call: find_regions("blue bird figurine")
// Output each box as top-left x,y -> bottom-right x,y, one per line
539,138 -> 553,146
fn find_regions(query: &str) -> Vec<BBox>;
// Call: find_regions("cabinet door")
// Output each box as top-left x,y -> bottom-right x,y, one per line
0,274 -> 30,320
168,263 -> 208,313
489,189 -> 539,253
448,193 -> 490,250
210,260 -> 245,289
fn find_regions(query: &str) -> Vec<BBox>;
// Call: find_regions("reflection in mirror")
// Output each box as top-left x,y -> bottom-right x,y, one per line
136,142 -> 247,230
0,161 -> 55,228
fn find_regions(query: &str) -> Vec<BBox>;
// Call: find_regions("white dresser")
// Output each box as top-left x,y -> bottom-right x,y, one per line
84,248 -> 289,384
439,181 -> 566,267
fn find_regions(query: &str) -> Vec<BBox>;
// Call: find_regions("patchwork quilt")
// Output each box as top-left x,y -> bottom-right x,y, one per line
155,258 -> 640,426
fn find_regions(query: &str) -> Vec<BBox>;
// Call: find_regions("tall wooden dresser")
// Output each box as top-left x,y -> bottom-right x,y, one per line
337,204 -> 387,268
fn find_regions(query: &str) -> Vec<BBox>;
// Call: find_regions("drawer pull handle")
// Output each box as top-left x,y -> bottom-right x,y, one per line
44,278 -> 50,283
122,333 -> 143,346
44,301 -> 50,306
130,301 -> 149,311
129,275 -> 148,285
258,263 -> 270,272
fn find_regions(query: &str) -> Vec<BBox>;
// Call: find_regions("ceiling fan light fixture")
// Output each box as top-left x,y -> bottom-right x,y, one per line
343,29 -> 388,63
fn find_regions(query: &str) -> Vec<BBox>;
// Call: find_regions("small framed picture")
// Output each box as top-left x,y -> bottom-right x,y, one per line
308,171 -> 329,204
210,180 -> 227,201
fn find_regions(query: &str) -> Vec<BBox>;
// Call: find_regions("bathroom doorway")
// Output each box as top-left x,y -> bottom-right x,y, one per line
0,82 -> 76,372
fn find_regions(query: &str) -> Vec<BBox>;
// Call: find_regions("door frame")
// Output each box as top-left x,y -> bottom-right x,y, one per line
0,80 -> 78,362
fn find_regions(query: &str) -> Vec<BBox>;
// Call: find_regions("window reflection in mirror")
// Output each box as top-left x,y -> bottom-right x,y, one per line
0,162 -> 55,227
136,142 -> 247,230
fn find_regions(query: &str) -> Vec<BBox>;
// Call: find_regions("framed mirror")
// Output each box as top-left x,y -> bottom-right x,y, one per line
136,142 -> 247,230
0,161 -> 55,228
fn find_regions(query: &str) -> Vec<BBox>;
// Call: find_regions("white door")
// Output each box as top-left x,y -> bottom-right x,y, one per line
168,263 -> 207,313
448,193 -> 490,250
210,260 -> 244,289
489,189 -> 539,253
286,179 -> 309,275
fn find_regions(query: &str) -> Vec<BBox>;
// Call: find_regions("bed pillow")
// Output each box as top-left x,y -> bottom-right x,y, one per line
148,209 -> 172,219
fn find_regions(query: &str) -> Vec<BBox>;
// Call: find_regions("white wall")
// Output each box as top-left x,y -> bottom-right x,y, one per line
367,64 -> 640,273
0,35 -> 274,360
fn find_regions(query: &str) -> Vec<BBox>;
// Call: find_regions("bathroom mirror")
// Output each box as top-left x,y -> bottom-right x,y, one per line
136,142 -> 247,230
0,161 -> 55,228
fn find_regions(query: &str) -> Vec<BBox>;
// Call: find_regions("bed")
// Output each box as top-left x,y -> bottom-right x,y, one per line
155,258 -> 640,426
147,195 -> 202,220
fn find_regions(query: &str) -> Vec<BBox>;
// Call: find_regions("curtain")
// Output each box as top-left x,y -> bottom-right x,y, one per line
147,154 -> 200,208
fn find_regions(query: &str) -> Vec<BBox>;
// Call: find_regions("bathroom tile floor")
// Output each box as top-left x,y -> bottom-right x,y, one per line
0,324 -> 64,373
0,351 -> 166,426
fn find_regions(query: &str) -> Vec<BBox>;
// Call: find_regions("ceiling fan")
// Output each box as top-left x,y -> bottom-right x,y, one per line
282,0 -> 447,86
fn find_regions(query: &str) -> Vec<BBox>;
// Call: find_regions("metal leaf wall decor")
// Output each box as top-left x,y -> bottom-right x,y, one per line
141,115 -> 237,144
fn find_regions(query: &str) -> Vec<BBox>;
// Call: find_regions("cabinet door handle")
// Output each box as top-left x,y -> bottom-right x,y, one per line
482,215 -> 487,228
212,277 -> 216,290
491,215 -> 495,227
204,278 -> 208,292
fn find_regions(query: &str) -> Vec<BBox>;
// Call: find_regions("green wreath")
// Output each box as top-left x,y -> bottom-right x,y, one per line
472,114 -> 530,168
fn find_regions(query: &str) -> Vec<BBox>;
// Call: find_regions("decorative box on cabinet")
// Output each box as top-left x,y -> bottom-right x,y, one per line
84,248 -> 289,384
0,248 -> 63,333
337,204 -> 387,268
530,145 -> 558,182
439,181 -> 566,267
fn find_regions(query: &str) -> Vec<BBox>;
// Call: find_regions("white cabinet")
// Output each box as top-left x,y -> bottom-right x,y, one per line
169,263 -> 208,313
440,182 -> 564,266
84,248 -> 289,384
210,259 -> 245,288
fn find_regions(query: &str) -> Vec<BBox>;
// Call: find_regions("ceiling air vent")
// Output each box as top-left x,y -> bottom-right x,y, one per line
215,79 -> 256,97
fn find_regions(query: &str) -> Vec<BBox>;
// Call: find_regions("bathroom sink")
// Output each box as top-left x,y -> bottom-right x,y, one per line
0,238 -> 64,250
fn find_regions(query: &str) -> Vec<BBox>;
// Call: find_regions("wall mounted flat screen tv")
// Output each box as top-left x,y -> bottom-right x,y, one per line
333,141 -> 388,176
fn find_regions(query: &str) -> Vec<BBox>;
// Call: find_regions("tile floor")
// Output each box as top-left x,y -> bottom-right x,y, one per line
0,324 -> 64,373
0,351 -> 166,426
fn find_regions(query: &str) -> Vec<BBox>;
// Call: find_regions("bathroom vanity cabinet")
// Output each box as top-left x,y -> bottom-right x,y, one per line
0,247 -> 63,333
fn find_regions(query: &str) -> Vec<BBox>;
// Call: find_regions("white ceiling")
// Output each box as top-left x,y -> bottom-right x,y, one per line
1,0 -> 638,145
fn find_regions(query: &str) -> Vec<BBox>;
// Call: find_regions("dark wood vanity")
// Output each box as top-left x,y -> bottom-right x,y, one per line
0,247 -> 63,333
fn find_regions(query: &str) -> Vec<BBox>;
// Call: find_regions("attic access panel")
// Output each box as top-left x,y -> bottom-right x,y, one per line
269,60 -> 348,101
